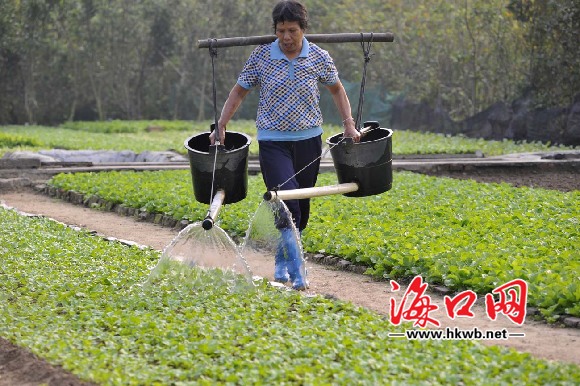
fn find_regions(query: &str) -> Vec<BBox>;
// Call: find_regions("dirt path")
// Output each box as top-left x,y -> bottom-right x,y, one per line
1,190 -> 579,371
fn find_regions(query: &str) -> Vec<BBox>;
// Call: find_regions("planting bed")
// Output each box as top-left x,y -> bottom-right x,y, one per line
421,165 -> 580,192
1,160 -> 579,385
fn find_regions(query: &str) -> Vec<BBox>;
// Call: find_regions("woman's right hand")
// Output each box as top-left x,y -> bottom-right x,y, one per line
210,84 -> 250,145
209,123 -> 226,145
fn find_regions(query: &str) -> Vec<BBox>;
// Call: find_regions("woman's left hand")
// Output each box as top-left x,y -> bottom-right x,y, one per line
343,119 -> 361,143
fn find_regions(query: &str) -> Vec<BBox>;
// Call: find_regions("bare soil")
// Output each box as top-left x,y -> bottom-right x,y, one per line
421,167 -> 580,192
1,168 -> 579,385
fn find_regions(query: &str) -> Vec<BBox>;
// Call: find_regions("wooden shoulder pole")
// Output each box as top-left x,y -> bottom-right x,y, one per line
198,32 -> 394,48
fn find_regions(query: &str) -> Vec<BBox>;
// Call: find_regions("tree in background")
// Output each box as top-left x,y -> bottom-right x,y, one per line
0,0 -> 577,125
510,0 -> 580,107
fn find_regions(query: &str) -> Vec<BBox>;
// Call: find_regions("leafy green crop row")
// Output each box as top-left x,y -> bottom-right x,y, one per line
308,173 -> 580,321
0,132 -> 43,147
389,130 -> 576,155
1,121 -> 576,158
1,207 -> 578,384
48,170 -> 580,320
59,120 -> 196,133
0,125 -> 194,156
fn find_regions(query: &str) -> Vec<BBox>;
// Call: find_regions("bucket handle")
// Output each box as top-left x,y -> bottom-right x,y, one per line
341,120 -> 380,144
209,123 -> 225,152
359,120 -> 380,136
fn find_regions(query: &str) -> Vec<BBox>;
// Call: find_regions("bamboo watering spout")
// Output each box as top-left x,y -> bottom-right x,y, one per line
202,189 -> 226,230
263,183 -> 359,202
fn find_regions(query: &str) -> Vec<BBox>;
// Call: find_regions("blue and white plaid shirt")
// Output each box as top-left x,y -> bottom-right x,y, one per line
237,37 -> 338,140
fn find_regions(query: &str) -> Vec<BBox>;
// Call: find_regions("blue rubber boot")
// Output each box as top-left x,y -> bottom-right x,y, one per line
279,228 -> 307,290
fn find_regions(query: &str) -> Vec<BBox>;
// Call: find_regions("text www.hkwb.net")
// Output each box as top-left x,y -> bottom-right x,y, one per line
389,327 -> 525,340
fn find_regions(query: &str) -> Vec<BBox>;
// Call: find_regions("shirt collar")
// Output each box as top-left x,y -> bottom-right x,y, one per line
270,37 -> 309,60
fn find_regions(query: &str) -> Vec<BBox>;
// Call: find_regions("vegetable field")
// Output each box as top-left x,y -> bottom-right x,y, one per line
1,120 -> 576,158
1,122 -> 579,384
48,170 -> 580,321
1,206 -> 578,384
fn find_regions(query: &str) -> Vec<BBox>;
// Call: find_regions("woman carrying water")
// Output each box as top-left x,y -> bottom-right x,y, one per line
210,0 -> 360,290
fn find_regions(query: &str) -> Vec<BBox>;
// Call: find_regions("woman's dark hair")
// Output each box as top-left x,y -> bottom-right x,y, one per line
272,0 -> 309,31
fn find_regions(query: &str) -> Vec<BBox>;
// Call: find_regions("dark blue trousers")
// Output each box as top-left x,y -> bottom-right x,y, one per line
259,136 -> 322,231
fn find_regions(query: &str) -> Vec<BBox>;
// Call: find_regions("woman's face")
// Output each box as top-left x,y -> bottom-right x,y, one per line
275,21 -> 304,57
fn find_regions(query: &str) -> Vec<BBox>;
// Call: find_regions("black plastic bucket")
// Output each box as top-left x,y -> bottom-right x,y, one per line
326,126 -> 393,197
184,131 -> 252,205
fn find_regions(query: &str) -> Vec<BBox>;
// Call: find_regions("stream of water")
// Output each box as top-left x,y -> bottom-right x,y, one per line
240,200 -> 306,289
144,221 -> 251,289
144,199 -> 307,291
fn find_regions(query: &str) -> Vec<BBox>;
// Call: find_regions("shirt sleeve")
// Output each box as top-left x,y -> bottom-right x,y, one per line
318,52 -> 339,85
237,46 -> 262,89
